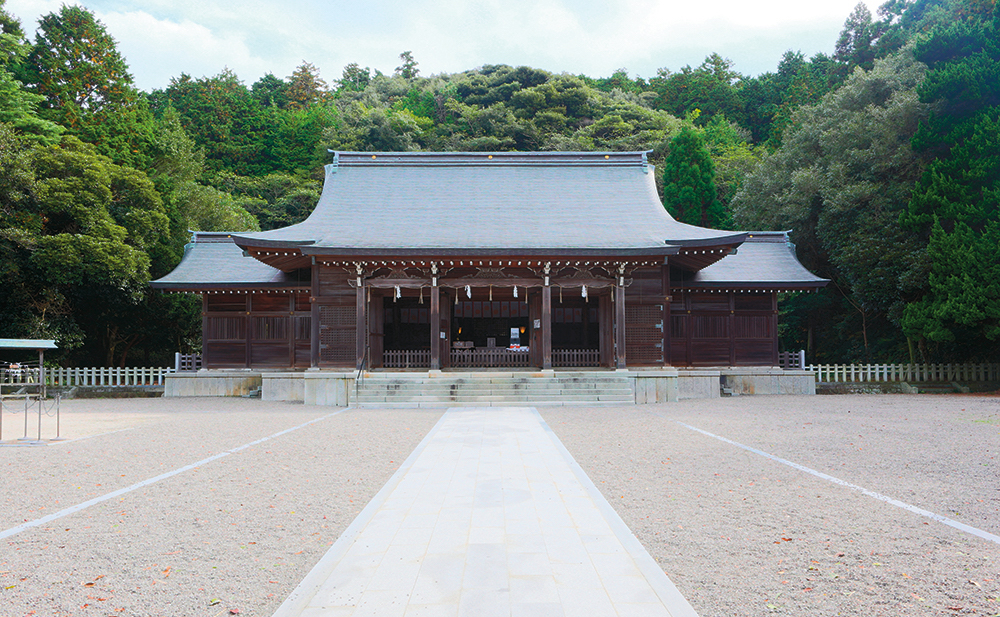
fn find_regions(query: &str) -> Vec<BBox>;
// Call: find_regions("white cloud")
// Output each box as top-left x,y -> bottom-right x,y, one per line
5,0 -> 878,90
98,10 -> 274,88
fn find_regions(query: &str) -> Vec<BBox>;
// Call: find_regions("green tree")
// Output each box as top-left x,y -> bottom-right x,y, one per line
395,51 -> 419,79
338,63 -> 372,92
661,123 -> 729,228
1,136 -> 171,364
0,0 -> 28,68
900,9 -> 1000,359
286,61 -> 328,109
732,50 -> 930,362
17,5 -> 155,167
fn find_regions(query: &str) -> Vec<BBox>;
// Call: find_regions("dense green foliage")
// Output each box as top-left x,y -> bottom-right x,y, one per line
0,0 -> 997,365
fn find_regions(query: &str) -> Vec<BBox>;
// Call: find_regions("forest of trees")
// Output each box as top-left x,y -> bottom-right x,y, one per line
0,0 -> 997,366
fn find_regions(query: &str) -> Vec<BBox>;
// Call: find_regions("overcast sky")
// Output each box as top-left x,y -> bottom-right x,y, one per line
7,0 -> 877,92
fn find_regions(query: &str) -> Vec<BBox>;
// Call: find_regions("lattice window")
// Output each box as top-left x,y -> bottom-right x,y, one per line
207,316 -> 245,340
252,316 -> 288,340
319,305 -> 356,364
693,315 -> 729,339
734,315 -> 771,339
625,304 -> 663,364
294,316 -> 311,341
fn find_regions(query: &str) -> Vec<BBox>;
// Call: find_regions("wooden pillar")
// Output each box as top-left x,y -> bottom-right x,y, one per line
245,294 -> 252,368
310,264 -> 320,367
771,292 -> 779,366
615,281 -> 626,369
662,263 -> 671,366
599,295 -> 612,367
729,291 -> 736,367
542,285 -> 552,370
201,294 -> 209,369
430,283 -> 441,370
356,284 -> 366,370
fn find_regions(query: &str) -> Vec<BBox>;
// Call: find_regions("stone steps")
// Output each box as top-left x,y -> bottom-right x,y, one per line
354,372 -> 634,407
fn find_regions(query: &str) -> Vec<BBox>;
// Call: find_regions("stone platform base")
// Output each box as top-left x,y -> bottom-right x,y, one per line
164,367 -> 816,405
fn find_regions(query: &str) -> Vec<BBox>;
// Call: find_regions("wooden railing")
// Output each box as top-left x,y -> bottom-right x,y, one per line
807,362 -> 1000,383
384,349 -> 431,369
451,348 -> 530,368
778,350 -> 805,370
552,349 -> 600,367
2,366 -> 174,387
175,352 -> 202,372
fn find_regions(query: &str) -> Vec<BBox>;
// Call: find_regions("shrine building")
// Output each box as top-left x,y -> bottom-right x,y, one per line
152,151 -> 826,402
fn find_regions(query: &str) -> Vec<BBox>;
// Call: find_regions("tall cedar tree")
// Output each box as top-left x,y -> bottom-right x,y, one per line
17,5 -> 154,168
901,5 -> 1000,358
661,124 -> 729,228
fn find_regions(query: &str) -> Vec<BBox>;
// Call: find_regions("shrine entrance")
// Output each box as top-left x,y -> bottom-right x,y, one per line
376,285 -> 606,370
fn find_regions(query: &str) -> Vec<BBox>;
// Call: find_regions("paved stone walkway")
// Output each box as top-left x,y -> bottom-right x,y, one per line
273,407 -> 697,617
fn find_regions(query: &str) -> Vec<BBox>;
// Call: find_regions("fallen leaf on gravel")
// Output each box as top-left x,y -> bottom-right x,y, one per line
163,567 -> 171,578
83,582 -> 95,587
229,610 -> 240,615
970,580 -> 982,588
209,599 -> 221,606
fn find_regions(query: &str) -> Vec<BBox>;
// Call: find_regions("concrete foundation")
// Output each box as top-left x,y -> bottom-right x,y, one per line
164,367 -> 817,405
721,368 -> 816,395
164,370 -> 261,397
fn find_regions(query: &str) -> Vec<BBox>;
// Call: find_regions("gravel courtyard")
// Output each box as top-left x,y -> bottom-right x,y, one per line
1,394 -> 998,616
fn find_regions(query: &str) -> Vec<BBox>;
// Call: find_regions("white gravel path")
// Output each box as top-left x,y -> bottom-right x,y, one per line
542,394 -> 1000,617
2,394 -> 998,617
1,398 -> 442,617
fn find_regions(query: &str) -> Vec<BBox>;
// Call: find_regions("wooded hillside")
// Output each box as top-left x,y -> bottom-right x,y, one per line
0,0 -> 996,366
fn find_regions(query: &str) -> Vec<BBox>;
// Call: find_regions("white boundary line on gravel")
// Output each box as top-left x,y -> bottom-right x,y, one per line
675,421 -> 1000,547
0,408 -> 349,542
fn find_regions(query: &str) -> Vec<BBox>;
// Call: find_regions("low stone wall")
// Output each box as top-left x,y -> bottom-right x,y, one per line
301,371 -> 355,406
628,370 -> 680,403
721,368 -> 816,395
164,371 -> 262,397
676,370 -> 722,400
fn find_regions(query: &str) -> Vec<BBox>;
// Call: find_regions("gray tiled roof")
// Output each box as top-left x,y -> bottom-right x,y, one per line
150,233 -> 306,289
675,232 -> 828,289
232,151 -> 744,254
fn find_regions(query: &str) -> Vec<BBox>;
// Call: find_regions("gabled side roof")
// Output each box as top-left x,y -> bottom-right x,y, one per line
232,151 -> 745,258
150,233 -> 308,290
673,232 -> 828,291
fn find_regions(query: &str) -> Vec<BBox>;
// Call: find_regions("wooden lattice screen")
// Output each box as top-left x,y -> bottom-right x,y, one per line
625,304 -> 663,365
319,305 -> 356,365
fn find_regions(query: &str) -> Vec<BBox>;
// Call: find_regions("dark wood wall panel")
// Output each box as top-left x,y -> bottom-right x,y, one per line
318,268 -> 354,297
690,341 -> 731,366
734,315 -> 771,339
625,268 -> 663,303
205,342 -> 246,367
667,291 -> 779,367
735,341 -> 774,364
251,342 -> 290,366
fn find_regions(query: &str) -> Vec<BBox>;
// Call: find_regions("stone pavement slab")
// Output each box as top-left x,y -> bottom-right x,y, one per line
272,407 -> 697,617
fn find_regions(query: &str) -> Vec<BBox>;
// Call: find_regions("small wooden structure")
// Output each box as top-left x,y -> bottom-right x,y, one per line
0,339 -> 57,442
153,152 -> 827,371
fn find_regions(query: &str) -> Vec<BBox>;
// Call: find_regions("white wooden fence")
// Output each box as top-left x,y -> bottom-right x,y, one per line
808,362 -> 999,383
1,366 -> 173,387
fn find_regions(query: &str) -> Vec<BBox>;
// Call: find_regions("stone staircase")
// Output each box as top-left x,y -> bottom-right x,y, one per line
353,371 -> 635,407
